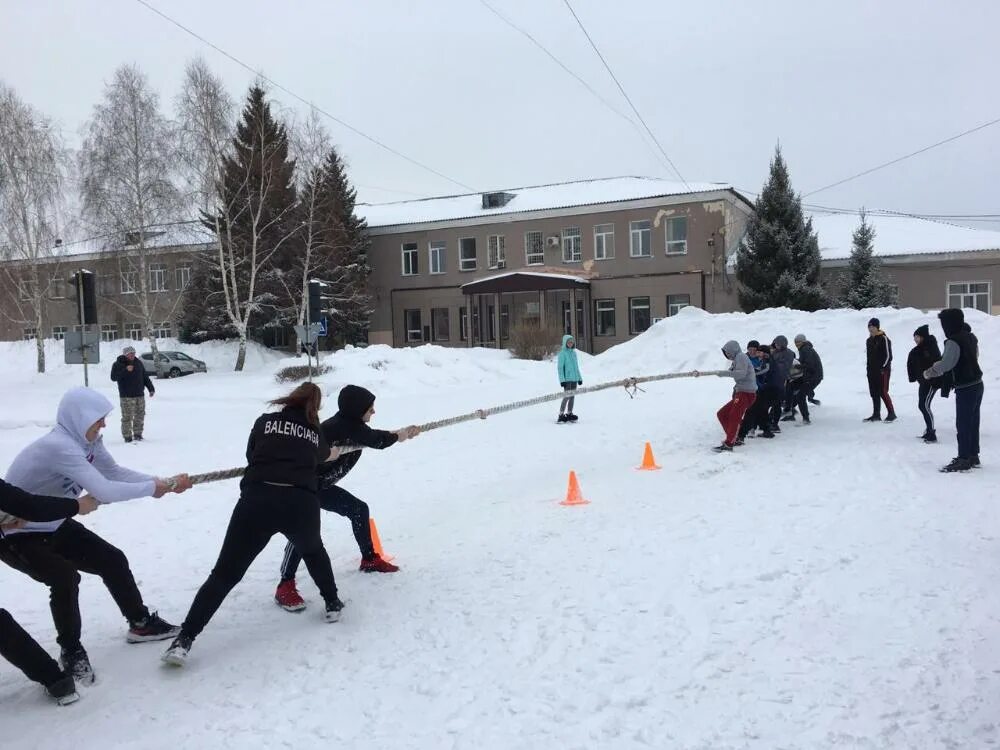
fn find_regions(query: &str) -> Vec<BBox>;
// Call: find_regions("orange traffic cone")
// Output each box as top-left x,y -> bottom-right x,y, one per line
636,442 -> 661,471
559,471 -> 589,506
369,517 -> 394,562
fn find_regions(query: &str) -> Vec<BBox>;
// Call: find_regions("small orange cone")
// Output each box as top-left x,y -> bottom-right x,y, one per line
369,517 -> 394,562
559,471 -> 590,506
636,442 -> 662,471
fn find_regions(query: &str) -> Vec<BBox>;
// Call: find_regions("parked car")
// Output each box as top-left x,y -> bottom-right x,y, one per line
139,350 -> 208,378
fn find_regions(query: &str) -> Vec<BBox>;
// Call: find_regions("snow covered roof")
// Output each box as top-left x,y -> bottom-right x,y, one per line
461,270 -> 590,289
813,213 -> 1000,261
57,223 -> 215,259
358,176 -> 741,229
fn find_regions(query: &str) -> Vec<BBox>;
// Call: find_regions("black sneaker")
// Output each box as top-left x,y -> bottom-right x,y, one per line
161,634 -> 193,666
923,431 -> 937,443
712,443 -> 734,453
46,674 -> 79,706
557,414 -> 568,424
760,430 -> 775,439
127,611 -> 180,643
940,457 -> 973,473
134,435 -> 143,442
802,417 -> 811,425
884,412 -> 897,423
863,415 -> 882,423
566,414 -> 579,422
971,455 -> 981,468
780,415 -> 796,422
324,598 -> 345,623
808,397 -> 821,405
124,437 -> 133,443
60,645 -> 94,685
734,438 -> 745,446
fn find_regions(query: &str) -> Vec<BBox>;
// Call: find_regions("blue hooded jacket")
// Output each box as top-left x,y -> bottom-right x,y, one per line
557,334 -> 582,385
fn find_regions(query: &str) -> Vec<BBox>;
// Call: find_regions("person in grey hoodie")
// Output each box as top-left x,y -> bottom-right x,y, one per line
0,387 -> 192,685
714,340 -> 758,451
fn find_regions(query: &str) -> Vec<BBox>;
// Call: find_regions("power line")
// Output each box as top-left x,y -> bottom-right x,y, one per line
133,0 -> 475,193
560,0 -> 689,188
803,115 -> 1000,198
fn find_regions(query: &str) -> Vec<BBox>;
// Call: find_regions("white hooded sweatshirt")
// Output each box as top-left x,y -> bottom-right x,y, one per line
4,387 -> 156,534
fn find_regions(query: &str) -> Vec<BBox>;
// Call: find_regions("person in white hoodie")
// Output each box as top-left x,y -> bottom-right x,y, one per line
0,387 -> 192,684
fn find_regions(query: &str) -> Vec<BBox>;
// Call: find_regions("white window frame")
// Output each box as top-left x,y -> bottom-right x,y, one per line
401,242 -> 419,276
595,299 -> 616,337
487,234 -> 506,269
22,327 -> 37,341
149,263 -> 168,293
152,321 -> 172,339
100,324 -> 119,342
667,294 -> 691,317
175,265 -> 191,291
459,238 -> 477,272
947,281 -> 991,313
121,270 -> 138,295
594,223 -> 615,260
431,307 -> 450,341
629,296 -> 651,335
561,227 -> 582,263
49,276 -> 65,299
125,323 -> 143,340
665,216 -> 688,255
629,220 -> 652,258
51,325 -> 67,341
404,309 -> 423,342
429,241 -> 446,275
524,231 -> 544,266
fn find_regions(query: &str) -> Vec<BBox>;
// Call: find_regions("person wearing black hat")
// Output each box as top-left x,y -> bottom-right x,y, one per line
906,324 -> 944,442
273,385 -> 421,612
924,309 -> 984,472
864,318 -> 896,422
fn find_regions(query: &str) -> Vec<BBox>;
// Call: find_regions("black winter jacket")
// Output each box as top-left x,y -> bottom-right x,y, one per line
796,341 -> 824,384
866,332 -> 893,373
110,356 -> 155,398
0,479 -> 80,536
317,385 -> 398,486
242,407 -> 328,493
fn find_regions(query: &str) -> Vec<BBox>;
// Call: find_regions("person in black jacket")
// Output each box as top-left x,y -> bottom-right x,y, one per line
274,385 -> 420,612
864,318 -> 896,422
109,346 -> 155,442
1,480 -> 98,706
767,335 -> 795,431
162,383 -> 344,667
906,324 -> 945,443
784,334 -> 824,423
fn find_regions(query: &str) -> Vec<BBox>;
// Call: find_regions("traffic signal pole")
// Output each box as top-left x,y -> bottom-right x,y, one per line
76,273 -> 89,386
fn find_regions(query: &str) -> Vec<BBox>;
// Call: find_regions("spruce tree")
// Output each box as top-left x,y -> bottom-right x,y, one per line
736,146 -> 829,311
840,210 -> 896,309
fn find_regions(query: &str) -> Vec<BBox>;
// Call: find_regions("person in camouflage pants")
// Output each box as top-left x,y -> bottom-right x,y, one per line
120,397 -> 146,442
110,346 -> 155,442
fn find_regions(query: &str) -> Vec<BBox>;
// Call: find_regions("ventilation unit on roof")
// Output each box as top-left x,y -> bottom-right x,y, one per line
481,191 -> 515,209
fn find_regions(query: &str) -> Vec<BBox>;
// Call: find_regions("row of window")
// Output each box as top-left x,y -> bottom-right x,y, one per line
400,217 -> 689,276
21,266 -> 192,301
23,322 -> 173,341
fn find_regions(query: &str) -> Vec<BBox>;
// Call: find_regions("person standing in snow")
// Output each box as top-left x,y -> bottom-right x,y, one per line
274,385 -> 420,612
767,335 -> 795,432
924,309 -> 984,472
163,383 -> 346,666
713,340 -> 757,452
557,334 -> 583,423
785,334 -> 823,424
907,324 -> 945,443
1,481 -> 100,706
110,345 -> 155,442
0,387 -> 191,684
864,318 -> 896,422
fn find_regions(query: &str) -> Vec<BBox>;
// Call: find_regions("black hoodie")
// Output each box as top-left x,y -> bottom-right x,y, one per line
317,385 -> 399,486
907,325 -> 943,385
928,309 -> 982,389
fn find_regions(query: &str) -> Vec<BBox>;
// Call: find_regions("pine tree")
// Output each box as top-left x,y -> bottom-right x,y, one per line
736,146 -> 830,311
839,210 -> 897,309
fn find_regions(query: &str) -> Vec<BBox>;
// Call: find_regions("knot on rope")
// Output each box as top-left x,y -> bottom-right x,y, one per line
623,377 -> 646,399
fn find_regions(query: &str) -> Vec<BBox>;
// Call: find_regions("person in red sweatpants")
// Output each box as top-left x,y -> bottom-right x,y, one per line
714,340 -> 758,452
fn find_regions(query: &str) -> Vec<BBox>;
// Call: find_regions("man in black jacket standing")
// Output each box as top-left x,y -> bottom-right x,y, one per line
864,318 -> 896,422
110,345 -> 154,442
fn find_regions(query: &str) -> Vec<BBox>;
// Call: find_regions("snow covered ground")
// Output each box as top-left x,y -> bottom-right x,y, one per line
2,308 -> 998,749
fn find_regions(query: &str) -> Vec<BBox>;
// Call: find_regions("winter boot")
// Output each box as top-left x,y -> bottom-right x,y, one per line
275,579 -> 307,611
940,457 -> 973,473
923,430 -> 937,443
884,411 -> 897,423
161,634 -> 193,666
127,611 -> 180,643
360,554 -> 399,573
557,414 -> 568,424
759,429 -> 775,439
566,413 -> 579,422
324,598 -> 345,623
60,645 -> 94,685
46,674 -> 79,706
863,414 -> 882,423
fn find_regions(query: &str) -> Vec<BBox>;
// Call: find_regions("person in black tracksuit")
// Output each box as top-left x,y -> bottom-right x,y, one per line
1,481 -> 99,705
274,385 -> 420,611
789,334 -> 823,423
162,383 -> 343,666
864,317 -> 896,422
907,324 -> 946,443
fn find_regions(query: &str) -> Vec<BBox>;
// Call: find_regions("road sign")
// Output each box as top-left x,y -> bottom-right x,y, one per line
64,330 -> 101,365
318,317 -> 328,337
293,322 -> 323,345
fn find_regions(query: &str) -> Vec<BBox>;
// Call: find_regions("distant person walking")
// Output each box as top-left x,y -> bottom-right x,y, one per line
110,346 -> 155,442
864,318 -> 896,422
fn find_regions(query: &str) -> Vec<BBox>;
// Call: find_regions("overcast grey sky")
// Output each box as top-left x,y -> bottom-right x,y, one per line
3,0 -> 998,224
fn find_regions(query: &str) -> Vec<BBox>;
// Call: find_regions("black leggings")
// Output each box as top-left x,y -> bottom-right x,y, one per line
0,608 -> 64,687
180,483 -> 338,641
280,483 -> 373,581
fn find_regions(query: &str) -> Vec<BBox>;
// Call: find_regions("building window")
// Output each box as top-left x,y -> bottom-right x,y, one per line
49,276 -> 66,299
121,270 -> 138,294
487,304 -> 510,341
431,308 -> 450,341
595,299 -> 616,337
947,281 -> 991,313
100,324 -> 119,342
525,231 -> 544,265
488,235 -> 506,269
630,220 -> 652,257
629,296 -> 651,334
401,242 -> 419,276
561,299 -> 585,335
665,216 -> 688,255
459,306 -> 481,341
22,327 -> 37,340
152,322 -> 172,339
404,309 -> 422,342
561,227 -> 582,263
667,294 -> 691,317
99,274 -> 116,296
51,325 -> 67,341
459,238 -> 477,272
125,323 -> 143,340
594,223 -> 615,260
176,265 -> 192,290
149,263 -> 168,292
429,241 -> 446,274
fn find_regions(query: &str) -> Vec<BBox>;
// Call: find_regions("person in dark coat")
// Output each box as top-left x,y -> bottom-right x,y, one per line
785,334 -> 824,423
864,318 -> 896,422
768,335 -> 795,431
109,345 -> 155,442
906,324 -> 945,442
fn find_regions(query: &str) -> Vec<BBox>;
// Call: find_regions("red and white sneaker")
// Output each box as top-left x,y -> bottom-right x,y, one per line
274,579 -> 306,611
359,555 -> 399,573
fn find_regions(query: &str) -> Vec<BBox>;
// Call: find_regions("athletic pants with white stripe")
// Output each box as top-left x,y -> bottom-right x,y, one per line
917,382 -> 938,434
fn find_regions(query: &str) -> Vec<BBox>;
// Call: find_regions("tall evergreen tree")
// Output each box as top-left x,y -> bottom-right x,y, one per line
736,146 -> 829,311
839,210 -> 897,309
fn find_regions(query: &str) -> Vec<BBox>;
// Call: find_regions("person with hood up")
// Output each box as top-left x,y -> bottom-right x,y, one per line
274,385 -> 420,612
110,345 -> 155,442
1,481 -> 99,706
785,334 -> 824,424
557,334 -> 583,423
864,318 -> 897,422
907,324 -> 945,443
0,387 -> 191,684
924,309 -> 984,472
713,340 -> 757,452
768,335 -> 796,431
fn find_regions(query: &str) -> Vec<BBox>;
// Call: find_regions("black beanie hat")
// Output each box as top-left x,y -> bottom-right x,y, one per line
913,324 -> 930,338
868,317 -> 880,329
747,340 -> 760,349
338,385 -> 376,420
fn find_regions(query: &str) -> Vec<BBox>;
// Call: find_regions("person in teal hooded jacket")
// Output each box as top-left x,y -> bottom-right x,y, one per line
557,334 -> 583,423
